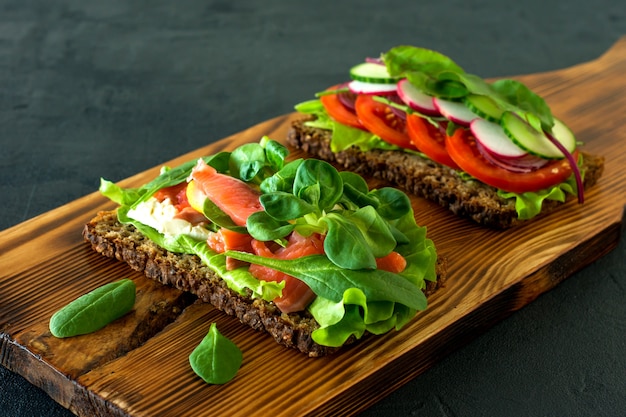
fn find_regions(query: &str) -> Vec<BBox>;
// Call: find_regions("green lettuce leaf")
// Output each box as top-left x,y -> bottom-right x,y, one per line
308,288 -> 416,347
497,159 -> 582,220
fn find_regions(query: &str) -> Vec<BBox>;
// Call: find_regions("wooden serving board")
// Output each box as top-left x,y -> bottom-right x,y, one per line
2,37 -> 626,417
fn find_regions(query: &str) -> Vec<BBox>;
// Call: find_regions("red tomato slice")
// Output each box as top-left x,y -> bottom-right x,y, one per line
406,114 -> 460,169
354,95 -> 416,150
445,127 -> 576,194
320,85 -> 365,130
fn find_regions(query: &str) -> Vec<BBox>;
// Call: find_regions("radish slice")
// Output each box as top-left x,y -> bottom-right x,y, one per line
433,97 -> 477,126
471,118 -> 528,159
348,80 -> 397,95
397,79 -> 440,116
365,57 -> 384,65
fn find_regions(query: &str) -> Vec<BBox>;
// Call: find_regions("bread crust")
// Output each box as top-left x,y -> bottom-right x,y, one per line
287,118 -> 605,228
83,210 -> 447,357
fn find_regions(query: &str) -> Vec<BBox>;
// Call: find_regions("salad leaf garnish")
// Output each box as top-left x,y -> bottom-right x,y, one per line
189,323 -> 243,384
100,138 -> 439,347
383,45 -> 555,130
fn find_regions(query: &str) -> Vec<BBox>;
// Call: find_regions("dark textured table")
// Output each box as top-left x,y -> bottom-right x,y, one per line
1,1 -> 625,416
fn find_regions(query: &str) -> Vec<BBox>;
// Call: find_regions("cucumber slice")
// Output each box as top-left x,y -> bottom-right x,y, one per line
349,62 -> 398,84
501,112 -> 576,159
464,94 -> 503,122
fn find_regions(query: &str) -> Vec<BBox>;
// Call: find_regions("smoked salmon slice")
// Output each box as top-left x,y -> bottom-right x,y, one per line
375,251 -> 407,274
207,228 -> 254,270
189,159 -> 263,227
249,232 -> 325,313
153,182 -> 208,225
154,182 -> 190,211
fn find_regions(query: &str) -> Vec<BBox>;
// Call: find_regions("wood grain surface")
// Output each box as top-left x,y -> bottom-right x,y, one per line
2,36 -> 626,417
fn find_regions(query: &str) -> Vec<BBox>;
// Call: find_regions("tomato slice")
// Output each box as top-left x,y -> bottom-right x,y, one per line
406,114 -> 460,169
320,85 -> 365,130
354,95 -> 416,150
445,128 -> 576,194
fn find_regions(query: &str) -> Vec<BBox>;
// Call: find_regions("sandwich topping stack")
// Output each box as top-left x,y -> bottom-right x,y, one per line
84,137 -> 446,356
288,46 -> 604,228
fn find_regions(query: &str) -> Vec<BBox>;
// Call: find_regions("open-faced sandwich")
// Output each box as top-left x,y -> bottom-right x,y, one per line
83,138 -> 446,357
288,46 -> 605,228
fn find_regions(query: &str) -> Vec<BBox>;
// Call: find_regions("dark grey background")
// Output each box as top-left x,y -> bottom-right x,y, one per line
1,1 -> 625,416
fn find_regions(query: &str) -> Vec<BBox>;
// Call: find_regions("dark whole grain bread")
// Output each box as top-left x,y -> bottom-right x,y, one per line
287,118 -> 605,228
83,209 -> 448,357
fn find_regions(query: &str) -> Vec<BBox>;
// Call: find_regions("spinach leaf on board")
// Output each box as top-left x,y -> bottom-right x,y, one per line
49,279 -> 136,338
189,323 -> 242,385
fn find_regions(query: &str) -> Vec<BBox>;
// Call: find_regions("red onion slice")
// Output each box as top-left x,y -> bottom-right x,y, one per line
476,140 -> 549,173
336,83 -> 358,111
544,130 -> 584,203
386,94 -> 407,120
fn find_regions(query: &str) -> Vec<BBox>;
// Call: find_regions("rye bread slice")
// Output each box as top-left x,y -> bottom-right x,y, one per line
287,118 -> 605,229
83,209 -> 448,357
